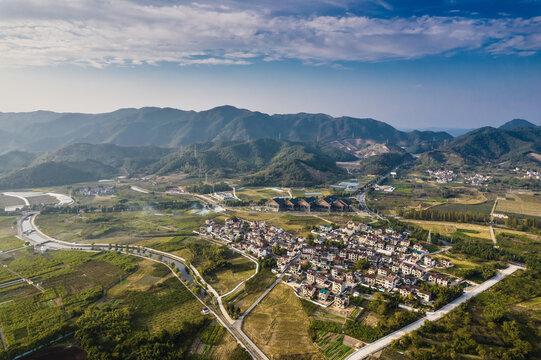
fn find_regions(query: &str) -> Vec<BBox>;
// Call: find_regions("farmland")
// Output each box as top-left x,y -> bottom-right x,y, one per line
243,284 -> 322,359
495,192 -> 541,218
35,210 -> 214,243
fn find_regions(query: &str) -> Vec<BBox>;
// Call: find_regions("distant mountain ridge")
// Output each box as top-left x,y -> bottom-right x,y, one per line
498,119 -> 538,130
0,106 -> 451,153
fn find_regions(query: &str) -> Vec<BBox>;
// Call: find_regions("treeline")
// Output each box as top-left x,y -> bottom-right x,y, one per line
186,182 -> 232,194
40,199 -> 194,215
399,209 -> 490,224
75,305 -> 206,360
505,216 -> 541,233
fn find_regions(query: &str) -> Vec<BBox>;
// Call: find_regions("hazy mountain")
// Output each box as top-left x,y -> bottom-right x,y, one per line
418,126 -> 541,169
498,119 -> 538,130
0,106 -> 452,153
0,160 -> 117,190
37,143 -> 174,173
0,150 -> 38,175
400,127 -> 475,137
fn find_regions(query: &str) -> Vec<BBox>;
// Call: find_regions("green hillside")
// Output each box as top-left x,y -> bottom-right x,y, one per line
147,139 -> 353,186
37,143 -> 174,173
0,160 -> 117,190
418,126 -> 541,169
0,150 -> 38,175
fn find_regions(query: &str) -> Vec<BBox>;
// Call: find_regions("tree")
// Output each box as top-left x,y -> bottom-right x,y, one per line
354,258 -> 370,270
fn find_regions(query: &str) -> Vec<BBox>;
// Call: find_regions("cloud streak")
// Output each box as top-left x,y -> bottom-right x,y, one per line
0,0 -> 540,68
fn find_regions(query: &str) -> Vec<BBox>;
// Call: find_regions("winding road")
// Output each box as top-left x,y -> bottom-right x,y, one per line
18,212 -> 269,360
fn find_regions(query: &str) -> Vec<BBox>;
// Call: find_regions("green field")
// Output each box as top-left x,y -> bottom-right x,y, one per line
35,210 -> 213,243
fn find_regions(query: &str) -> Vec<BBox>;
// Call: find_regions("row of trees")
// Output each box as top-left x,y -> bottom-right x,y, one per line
399,209 -> 491,224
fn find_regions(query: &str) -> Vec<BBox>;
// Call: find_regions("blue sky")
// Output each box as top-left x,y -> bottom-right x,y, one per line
0,0 -> 540,128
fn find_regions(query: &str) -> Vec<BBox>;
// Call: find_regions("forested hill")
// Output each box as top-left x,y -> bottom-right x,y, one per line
146,138 -> 356,186
0,106 -> 451,153
0,139 -> 355,189
418,126 -> 541,169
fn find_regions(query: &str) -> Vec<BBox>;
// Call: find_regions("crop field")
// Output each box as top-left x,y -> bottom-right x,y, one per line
26,195 -> 58,206
430,199 -> 495,214
122,277 -> 205,334
0,247 -> 212,357
0,236 -> 24,252
369,180 -> 490,215
495,192 -> 541,218
314,332 -> 354,360
403,219 -> 493,240
106,260 -> 170,297
0,250 -> 138,355
0,266 -> 18,283
0,195 -> 24,208
243,284 -> 322,359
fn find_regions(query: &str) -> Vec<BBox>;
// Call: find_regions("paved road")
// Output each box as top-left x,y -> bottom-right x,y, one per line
344,264 -> 521,360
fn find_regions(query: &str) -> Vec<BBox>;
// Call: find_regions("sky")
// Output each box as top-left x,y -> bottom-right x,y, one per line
0,0 -> 540,129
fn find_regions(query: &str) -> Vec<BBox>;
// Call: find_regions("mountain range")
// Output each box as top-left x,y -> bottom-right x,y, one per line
0,106 -> 451,153
0,106 -> 538,190
0,140 -> 355,189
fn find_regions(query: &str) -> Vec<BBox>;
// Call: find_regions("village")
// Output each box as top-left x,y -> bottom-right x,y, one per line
426,169 -> 457,183
199,217 -> 458,314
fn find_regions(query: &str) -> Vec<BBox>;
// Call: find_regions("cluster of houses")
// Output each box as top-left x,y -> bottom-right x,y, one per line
200,217 -> 457,309
513,167 -> 541,180
265,196 -> 352,212
464,173 -> 490,185
373,184 -> 395,193
427,169 -> 456,183
78,185 -> 115,196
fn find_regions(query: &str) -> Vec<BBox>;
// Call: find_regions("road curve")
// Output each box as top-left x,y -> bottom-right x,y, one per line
20,212 -> 269,360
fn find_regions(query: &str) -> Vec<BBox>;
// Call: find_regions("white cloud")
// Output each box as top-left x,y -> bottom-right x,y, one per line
0,0 -> 539,68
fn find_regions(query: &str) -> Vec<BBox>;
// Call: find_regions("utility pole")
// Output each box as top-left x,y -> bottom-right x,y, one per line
194,144 -> 197,158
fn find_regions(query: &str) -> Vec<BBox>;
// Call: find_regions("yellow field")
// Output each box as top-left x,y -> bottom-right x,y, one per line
243,284 -> 323,359
403,220 -> 493,240
496,193 -> 541,217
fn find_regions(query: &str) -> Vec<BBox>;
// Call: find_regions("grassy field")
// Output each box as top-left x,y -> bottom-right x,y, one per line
496,192 -> 541,218
0,216 -> 23,252
402,219 -> 493,241
224,268 -> 277,313
35,210 -> 212,243
243,284 -> 322,359
207,256 -> 256,295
